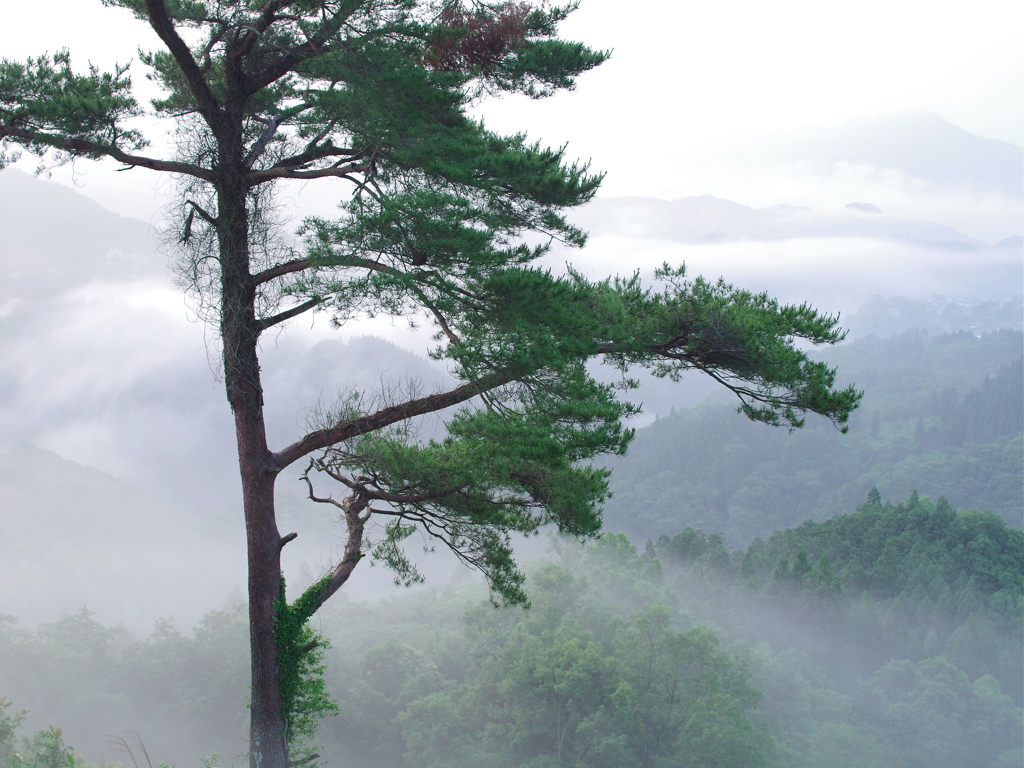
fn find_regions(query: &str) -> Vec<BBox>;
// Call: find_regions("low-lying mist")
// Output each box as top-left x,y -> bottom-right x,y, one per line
3,496 -> 1020,768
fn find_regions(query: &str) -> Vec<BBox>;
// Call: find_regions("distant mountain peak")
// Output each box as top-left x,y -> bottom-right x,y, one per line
846,202 -> 882,214
770,111 -> 1023,198
573,194 -> 982,250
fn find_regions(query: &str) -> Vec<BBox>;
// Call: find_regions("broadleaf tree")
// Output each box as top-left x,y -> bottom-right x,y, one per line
0,2 -> 861,766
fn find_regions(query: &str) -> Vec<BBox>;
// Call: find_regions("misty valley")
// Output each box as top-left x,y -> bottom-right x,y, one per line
2,281 -> 1022,767
1,19 -> 1022,766
2,486 -> 1022,767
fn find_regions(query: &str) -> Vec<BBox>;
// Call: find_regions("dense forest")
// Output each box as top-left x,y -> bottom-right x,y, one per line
2,492 -> 1021,768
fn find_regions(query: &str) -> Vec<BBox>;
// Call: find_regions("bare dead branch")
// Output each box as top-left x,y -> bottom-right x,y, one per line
258,296 -> 324,330
185,199 -> 219,224
243,115 -> 282,170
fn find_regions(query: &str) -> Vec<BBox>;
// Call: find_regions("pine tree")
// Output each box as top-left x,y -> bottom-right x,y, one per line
1,3 -> 860,765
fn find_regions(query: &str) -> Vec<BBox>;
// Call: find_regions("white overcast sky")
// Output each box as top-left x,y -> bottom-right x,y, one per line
1,0 -> 1020,221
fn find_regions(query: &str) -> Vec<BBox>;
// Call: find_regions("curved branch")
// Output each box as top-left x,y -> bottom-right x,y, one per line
254,257 -> 311,286
273,370 -> 513,470
144,0 -> 225,129
248,162 -> 368,184
305,469 -> 493,592
300,476 -> 368,613
0,125 -> 214,179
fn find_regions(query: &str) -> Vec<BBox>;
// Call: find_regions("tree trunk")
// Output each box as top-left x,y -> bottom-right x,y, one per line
216,170 -> 290,768
238,409 -> 287,768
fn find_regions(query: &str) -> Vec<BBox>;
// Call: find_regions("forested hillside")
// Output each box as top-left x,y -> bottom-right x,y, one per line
604,329 -> 1023,542
2,494 -> 1021,768
652,491 -> 1023,767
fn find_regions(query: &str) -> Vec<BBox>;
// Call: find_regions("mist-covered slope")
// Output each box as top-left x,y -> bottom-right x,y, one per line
573,193 -> 990,249
0,169 -> 160,298
3,495 -> 1020,768
602,329 -> 1024,543
652,492 -> 1024,768
769,111 -> 1023,199
0,443 -> 246,628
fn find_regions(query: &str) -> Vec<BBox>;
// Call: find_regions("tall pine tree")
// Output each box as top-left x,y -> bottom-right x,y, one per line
1,2 -> 860,765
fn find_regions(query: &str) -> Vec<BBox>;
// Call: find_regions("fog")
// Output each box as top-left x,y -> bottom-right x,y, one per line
0,1 -> 1021,763
2,99 -> 1021,628
1,178 -> 1019,768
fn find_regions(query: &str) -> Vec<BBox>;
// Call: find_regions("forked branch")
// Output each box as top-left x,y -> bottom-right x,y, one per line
299,473 -> 371,613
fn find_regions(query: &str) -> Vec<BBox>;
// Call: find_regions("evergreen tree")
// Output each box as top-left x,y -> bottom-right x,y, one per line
0,3 -> 859,764
808,553 -> 841,598
792,549 -> 811,585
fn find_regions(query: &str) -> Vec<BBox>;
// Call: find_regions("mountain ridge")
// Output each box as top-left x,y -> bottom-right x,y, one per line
767,110 -> 1023,198
573,193 -> 997,249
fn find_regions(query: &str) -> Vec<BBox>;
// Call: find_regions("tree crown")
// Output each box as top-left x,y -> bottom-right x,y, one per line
0,0 -> 860,607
